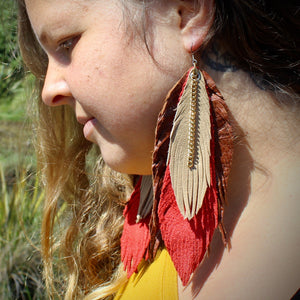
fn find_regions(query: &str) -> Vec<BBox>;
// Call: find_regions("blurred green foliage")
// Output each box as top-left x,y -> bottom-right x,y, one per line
0,0 -> 23,102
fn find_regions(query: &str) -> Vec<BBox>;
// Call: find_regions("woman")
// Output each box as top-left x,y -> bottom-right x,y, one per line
18,0 -> 299,299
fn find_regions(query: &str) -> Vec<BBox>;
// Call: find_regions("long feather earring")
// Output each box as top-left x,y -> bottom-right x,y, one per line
150,56 -> 234,285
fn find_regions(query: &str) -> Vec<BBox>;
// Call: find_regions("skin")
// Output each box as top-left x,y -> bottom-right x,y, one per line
25,0 -> 300,298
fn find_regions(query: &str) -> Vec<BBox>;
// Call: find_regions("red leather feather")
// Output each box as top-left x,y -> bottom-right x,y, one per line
158,125 -> 218,285
120,177 -> 151,277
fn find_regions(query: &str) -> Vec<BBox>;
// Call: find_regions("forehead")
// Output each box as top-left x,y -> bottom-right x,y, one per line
24,0 -> 96,41
25,0 -> 89,18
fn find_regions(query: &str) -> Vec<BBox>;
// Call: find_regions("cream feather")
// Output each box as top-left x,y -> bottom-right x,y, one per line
167,69 -> 211,220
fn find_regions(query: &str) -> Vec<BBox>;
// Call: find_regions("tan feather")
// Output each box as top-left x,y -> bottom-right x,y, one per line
167,69 -> 211,220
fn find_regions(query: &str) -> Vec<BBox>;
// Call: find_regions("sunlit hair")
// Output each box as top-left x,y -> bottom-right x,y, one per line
17,0 -> 299,299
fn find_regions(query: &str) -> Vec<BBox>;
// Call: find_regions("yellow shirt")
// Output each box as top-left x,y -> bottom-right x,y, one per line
114,248 -> 178,300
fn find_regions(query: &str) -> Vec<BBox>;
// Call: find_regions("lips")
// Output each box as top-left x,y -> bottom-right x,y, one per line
76,116 -> 94,126
83,118 -> 96,141
76,113 -> 97,142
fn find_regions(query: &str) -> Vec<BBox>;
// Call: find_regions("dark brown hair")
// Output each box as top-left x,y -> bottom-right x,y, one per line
212,0 -> 299,95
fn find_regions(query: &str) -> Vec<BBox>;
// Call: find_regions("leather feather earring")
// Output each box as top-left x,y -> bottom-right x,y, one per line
150,56 -> 234,285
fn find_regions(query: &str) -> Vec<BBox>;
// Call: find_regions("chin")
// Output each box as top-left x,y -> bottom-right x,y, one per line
101,154 -> 131,174
103,156 -> 152,176
98,143 -> 152,175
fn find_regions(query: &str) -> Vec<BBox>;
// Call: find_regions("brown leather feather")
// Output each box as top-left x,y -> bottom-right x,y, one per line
203,70 -> 234,243
150,73 -> 189,259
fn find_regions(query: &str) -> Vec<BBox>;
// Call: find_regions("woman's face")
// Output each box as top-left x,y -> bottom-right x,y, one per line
25,0 -> 190,174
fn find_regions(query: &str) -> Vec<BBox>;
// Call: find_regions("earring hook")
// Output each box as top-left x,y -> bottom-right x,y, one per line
191,44 -> 198,68
192,53 -> 197,68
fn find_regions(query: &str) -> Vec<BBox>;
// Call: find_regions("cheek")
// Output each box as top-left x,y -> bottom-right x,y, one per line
69,42 -> 174,138
69,57 -> 101,99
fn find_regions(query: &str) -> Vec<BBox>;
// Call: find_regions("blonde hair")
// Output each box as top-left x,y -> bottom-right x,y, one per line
18,2 -> 132,298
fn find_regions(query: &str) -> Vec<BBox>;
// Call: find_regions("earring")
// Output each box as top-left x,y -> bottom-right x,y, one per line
150,54 -> 234,285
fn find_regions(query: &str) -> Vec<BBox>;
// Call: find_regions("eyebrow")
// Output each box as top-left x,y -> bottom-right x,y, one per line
31,26 -> 49,53
34,23 -> 64,50
39,31 -> 48,46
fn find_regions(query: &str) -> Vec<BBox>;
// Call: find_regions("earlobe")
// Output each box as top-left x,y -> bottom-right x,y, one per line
179,0 -> 215,52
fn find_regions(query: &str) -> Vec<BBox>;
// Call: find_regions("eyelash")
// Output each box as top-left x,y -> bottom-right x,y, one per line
57,36 -> 79,53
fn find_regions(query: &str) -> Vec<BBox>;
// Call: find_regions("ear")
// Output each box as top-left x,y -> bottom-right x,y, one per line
178,0 -> 215,52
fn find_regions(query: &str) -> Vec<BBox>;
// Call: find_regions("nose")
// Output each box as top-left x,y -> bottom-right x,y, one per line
42,59 -> 72,107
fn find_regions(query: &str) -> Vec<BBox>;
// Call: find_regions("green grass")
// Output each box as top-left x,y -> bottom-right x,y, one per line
0,163 -> 46,299
0,3 -> 48,298
0,26 -> 45,300
0,78 -> 44,298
